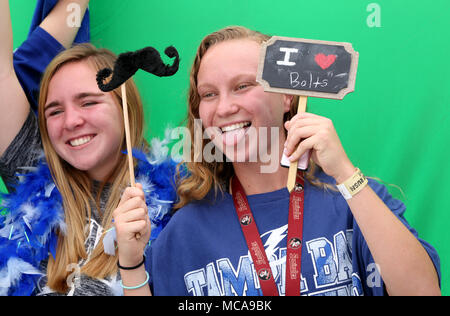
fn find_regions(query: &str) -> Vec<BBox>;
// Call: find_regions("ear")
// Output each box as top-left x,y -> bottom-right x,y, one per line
282,94 -> 294,113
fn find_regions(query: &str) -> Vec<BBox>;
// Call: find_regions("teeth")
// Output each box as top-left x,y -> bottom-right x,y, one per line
221,122 -> 250,133
70,136 -> 93,147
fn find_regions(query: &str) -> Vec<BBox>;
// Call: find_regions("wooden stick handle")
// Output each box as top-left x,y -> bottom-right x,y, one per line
287,96 -> 308,192
121,84 -> 140,240
121,84 -> 135,187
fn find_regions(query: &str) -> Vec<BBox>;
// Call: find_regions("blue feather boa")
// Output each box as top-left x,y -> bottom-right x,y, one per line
0,148 -> 179,296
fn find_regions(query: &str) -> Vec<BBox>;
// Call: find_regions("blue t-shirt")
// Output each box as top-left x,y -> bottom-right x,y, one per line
13,26 -> 64,110
146,173 -> 440,296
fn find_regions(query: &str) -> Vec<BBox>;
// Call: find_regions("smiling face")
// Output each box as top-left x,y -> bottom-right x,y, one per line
197,39 -> 292,162
44,60 -> 124,181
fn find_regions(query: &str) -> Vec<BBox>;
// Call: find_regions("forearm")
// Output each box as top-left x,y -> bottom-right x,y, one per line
119,265 -> 152,296
0,0 -> 14,77
39,0 -> 90,49
0,1 -> 29,156
285,113 -> 440,295
346,185 -> 440,296
0,74 -> 29,156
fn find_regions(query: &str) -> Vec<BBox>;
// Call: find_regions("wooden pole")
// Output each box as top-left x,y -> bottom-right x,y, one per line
121,84 -> 135,187
287,96 -> 308,192
121,83 -> 140,239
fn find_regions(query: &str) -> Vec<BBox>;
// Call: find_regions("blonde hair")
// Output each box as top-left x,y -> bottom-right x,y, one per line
38,43 -> 146,293
175,26 -> 336,210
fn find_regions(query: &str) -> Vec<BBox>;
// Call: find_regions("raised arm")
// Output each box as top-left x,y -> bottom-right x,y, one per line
1,0 -> 90,166
0,0 -> 29,156
39,0 -> 90,49
285,112 -> 441,295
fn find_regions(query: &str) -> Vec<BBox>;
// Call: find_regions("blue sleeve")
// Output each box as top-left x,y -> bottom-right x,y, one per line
28,0 -> 90,45
12,26 -> 64,111
352,179 -> 441,295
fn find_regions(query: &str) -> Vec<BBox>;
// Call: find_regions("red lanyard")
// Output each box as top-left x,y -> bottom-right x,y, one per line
231,172 -> 305,296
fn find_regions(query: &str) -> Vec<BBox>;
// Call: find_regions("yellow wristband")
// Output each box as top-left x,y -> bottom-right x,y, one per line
336,168 -> 368,200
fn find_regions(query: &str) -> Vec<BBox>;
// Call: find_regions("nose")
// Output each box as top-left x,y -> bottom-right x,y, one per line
216,94 -> 239,118
63,105 -> 85,130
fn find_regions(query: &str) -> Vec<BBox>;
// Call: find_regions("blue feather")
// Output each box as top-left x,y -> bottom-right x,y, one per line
0,146 -> 178,296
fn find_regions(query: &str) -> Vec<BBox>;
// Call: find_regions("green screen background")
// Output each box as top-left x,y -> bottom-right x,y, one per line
5,0 -> 449,295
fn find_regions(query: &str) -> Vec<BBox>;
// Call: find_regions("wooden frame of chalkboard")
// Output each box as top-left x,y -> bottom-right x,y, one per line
257,36 -> 359,100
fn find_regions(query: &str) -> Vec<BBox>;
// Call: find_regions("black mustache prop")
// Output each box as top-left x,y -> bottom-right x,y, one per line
94,46 -> 180,242
96,46 -> 180,92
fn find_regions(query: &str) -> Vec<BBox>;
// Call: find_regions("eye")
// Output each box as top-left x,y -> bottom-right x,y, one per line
47,109 -> 63,117
82,101 -> 98,107
200,92 -> 217,99
235,82 -> 253,92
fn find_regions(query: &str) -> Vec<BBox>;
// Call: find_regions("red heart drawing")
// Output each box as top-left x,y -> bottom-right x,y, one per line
314,53 -> 337,70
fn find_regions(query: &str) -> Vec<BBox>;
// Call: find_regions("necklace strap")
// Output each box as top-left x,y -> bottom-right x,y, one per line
285,173 -> 305,296
232,177 -> 279,296
231,172 -> 305,296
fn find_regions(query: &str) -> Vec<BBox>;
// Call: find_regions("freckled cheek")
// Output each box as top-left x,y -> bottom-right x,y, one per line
99,114 -> 124,146
46,120 -> 63,144
198,104 -> 213,128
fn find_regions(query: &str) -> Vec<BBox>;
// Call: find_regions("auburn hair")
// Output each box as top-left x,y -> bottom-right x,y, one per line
175,26 -> 335,210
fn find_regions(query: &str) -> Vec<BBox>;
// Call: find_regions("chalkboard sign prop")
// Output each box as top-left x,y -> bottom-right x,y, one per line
256,36 -> 359,100
256,36 -> 359,192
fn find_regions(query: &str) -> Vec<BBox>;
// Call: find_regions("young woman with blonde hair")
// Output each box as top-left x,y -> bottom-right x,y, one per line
1,40 -> 177,294
116,26 -> 441,296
